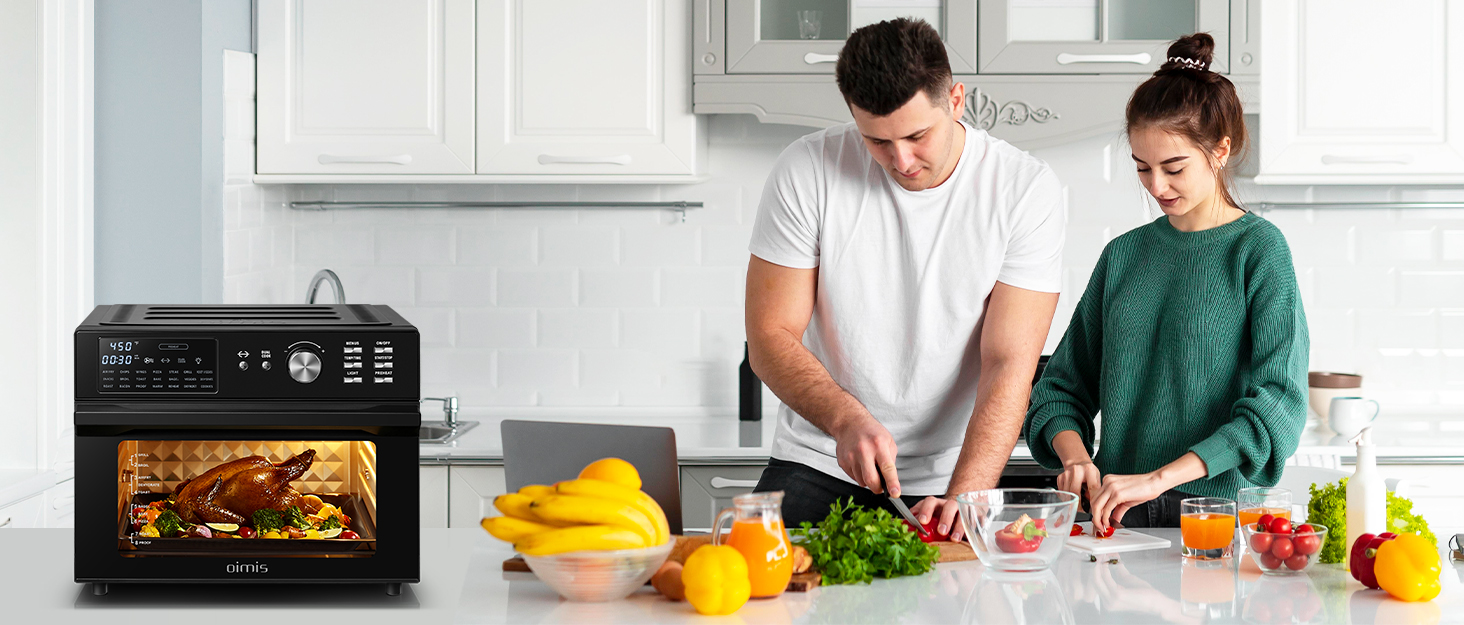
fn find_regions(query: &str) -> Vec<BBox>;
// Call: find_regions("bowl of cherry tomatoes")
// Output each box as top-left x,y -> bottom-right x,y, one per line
1241,514 -> 1327,575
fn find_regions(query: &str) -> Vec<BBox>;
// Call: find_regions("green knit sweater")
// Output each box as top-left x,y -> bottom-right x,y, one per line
1023,213 -> 1309,499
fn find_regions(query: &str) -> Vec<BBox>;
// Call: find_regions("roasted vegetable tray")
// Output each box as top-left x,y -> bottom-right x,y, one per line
117,492 -> 377,555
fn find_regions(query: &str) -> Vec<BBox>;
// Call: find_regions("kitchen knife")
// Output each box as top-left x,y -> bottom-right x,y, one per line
878,471 -> 926,536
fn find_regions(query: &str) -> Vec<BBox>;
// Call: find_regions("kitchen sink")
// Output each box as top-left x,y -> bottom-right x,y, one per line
418,420 -> 479,444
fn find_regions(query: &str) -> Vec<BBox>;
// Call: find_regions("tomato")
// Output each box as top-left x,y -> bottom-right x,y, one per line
902,518 -> 950,543
1071,524 -> 1083,536
132,506 -> 148,516
1295,524 -> 1315,534
1257,514 -> 1275,532
339,530 -> 360,540
1259,552 -> 1283,569
237,527 -> 256,539
1249,532 -> 1274,554
1270,518 -> 1292,534
1293,533 -> 1320,556
1284,554 -> 1310,571
1271,536 -> 1295,559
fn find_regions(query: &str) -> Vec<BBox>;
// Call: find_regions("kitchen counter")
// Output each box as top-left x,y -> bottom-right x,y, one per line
5,528 -> 1460,624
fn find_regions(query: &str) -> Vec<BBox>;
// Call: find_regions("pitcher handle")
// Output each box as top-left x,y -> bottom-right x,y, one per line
712,507 -> 736,546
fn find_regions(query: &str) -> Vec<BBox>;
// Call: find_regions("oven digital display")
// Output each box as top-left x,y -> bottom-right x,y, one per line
97,338 -> 219,393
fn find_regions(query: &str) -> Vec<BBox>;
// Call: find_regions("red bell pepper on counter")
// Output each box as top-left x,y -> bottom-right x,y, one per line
994,514 -> 1047,553
1350,532 -> 1398,589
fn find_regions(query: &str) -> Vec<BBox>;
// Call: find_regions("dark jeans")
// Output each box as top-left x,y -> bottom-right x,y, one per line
1110,488 -> 1190,528
753,458 -> 1057,528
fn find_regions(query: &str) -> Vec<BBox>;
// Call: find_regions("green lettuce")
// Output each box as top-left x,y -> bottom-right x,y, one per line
1306,478 -> 1436,564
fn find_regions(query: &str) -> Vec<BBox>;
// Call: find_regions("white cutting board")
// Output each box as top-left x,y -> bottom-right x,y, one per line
1065,526 -> 1172,554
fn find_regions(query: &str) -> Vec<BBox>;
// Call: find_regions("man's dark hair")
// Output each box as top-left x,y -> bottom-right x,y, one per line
835,18 -> 952,116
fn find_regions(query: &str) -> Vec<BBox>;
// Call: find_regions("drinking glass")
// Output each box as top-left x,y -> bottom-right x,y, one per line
1180,497 -> 1236,559
797,10 -> 822,40
1237,487 -> 1292,528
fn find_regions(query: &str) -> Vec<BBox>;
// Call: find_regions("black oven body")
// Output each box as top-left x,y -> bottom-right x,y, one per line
74,305 -> 420,593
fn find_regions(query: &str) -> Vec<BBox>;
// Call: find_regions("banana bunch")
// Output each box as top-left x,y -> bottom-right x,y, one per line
480,458 -> 671,556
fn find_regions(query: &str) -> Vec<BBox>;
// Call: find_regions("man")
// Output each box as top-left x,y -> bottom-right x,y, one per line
746,18 -> 1065,540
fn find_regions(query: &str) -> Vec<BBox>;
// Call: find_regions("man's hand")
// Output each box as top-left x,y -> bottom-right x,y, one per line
833,414 -> 900,496
909,496 -> 965,541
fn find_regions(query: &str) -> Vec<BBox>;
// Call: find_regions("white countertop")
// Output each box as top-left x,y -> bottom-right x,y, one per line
5,528 -> 1460,624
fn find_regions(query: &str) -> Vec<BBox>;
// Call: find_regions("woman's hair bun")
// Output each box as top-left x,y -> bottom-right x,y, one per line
1158,32 -> 1215,73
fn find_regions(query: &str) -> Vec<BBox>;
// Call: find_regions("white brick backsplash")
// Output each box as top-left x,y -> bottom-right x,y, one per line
622,226 -> 699,266
224,230 -> 249,277
1443,230 -> 1464,260
1307,309 -> 1354,351
622,308 -> 700,360
498,269 -> 576,307
1358,229 -> 1435,264
419,267 -> 494,305
295,228 -> 375,265
539,309 -> 618,348
540,226 -> 618,267
421,347 -> 495,393
581,349 -> 661,389
703,226 -> 754,266
580,269 -> 658,307
458,227 -> 537,266
456,308 -> 534,348
498,349 -> 577,388
539,388 -> 623,407
700,308 -> 746,361
1399,271 -> 1464,307
322,266 -> 414,306
1357,310 -> 1435,350
1315,268 -> 1395,308
662,268 -> 742,307
377,227 -> 455,265
249,229 -> 272,271
1443,312 -> 1464,349
393,307 -> 454,348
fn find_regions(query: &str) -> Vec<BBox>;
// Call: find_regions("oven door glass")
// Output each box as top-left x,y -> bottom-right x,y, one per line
117,440 -> 377,557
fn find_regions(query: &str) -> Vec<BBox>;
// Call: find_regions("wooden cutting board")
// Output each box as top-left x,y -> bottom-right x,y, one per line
502,536 -> 976,592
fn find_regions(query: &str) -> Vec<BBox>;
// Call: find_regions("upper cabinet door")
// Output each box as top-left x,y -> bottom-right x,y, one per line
256,0 -> 475,174
978,0 -> 1229,74
1259,0 -> 1464,184
725,0 -> 978,74
476,0 -> 699,176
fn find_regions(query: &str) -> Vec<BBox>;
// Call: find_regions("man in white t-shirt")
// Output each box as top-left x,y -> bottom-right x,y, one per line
746,18 -> 1065,539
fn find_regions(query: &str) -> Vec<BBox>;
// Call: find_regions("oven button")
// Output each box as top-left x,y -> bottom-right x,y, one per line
261,360 -> 272,371
238,361 -> 248,371
287,349 -> 322,383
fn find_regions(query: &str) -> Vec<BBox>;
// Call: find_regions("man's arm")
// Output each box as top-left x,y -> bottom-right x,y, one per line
745,254 -> 903,495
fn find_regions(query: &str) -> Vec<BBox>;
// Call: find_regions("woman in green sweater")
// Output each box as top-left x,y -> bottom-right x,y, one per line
1023,34 -> 1309,534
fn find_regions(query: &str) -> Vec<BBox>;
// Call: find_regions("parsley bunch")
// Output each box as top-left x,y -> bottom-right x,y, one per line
790,498 -> 939,585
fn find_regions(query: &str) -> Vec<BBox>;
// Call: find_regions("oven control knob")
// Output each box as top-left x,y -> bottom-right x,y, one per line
287,349 -> 322,383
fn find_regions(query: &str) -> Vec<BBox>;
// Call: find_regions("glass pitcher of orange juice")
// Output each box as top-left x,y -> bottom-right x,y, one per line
713,491 -> 793,598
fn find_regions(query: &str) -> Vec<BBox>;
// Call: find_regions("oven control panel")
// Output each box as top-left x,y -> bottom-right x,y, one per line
97,338 -> 219,392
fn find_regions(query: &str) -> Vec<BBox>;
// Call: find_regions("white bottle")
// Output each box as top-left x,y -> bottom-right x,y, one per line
1345,426 -> 1386,561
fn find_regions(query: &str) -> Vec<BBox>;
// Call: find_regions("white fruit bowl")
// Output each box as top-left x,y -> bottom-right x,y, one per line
521,541 -> 674,602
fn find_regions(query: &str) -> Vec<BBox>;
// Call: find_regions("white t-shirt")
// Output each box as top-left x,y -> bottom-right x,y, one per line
749,121 -> 1066,496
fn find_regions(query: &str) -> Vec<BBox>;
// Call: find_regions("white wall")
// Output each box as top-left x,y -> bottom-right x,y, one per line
223,114 -> 1464,412
0,0 -> 41,469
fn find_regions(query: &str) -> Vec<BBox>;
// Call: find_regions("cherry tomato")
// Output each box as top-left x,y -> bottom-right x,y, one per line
902,518 -> 950,543
1257,514 -> 1275,532
237,527 -> 256,539
1249,531 -> 1274,554
1284,554 -> 1310,571
1270,536 -> 1294,559
339,530 -> 360,540
1259,552 -> 1283,570
1293,533 -> 1320,555
1098,525 -> 1116,538
132,506 -> 148,516
1295,523 -> 1314,534
1071,524 -> 1084,536
1270,518 -> 1292,534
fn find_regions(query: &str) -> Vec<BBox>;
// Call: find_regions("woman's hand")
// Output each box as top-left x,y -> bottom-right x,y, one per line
1057,460 -> 1102,512
1088,472 -> 1169,534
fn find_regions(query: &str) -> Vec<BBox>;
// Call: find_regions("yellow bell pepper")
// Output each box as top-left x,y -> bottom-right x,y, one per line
681,545 -> 751,616
1374,533 -> 1442,602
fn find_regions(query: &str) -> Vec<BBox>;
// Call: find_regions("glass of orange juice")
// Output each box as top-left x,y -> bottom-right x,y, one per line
713,491 -> 793,598
1237,487 -> 1292,527
1180,497 -> 1236,560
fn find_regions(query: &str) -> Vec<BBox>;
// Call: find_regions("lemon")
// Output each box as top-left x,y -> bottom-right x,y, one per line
263,531 -> 284,539
304,529 -> 323,540
205,523 -> 240,533
319,528 -> 343,539
578,458 -> 642,490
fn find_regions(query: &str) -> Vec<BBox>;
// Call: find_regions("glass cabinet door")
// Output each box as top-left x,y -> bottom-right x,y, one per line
727,0 -> 978,74
978,0 -> 1229,74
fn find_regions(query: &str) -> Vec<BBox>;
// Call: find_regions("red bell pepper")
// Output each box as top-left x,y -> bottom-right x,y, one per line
903,517 -> 951,543
994,514 -> 1047,553
1350,532 -> 1399,589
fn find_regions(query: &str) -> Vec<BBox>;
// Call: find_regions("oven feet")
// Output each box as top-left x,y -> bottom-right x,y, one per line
385,583 -> 401,596
92,583 -> 109,596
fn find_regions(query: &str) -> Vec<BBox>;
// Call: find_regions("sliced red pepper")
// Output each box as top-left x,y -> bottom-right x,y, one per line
1070,524 -> 1083,536
903,517 -> 950,543
994,514 -> 1047,553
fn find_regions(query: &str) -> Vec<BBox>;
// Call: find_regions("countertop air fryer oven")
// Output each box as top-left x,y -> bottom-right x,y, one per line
74,305 -> 420,595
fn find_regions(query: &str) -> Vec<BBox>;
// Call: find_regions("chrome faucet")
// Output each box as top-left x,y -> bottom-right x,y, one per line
421,396 -> 460,428
306,269 -> 346,304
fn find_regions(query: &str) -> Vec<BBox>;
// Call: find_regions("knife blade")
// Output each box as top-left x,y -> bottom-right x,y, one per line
878,471 -> 926,536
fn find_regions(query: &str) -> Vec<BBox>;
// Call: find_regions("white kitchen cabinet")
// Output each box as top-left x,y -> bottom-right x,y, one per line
421,466 -> 449,529
680,465 -> 765,531
256,0 -> 476,175
46,479 -> 73,528
475,0 -> 702,177
0,494 -> 46,529
448,466 -> 506,529
1259,0 -> 1464,184
978,0 -> 1230,74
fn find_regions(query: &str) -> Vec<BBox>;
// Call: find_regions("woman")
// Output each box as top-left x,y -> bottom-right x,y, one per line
1023,34 -> 1308,533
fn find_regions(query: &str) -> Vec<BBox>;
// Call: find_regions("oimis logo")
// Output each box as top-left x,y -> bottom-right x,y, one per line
226,561 -> 268,574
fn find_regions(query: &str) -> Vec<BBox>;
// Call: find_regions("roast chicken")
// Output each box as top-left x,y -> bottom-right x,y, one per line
173,449 -> 324,525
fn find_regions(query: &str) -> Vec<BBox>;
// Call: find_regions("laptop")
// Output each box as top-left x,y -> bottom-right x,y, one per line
500,420 -> 682,534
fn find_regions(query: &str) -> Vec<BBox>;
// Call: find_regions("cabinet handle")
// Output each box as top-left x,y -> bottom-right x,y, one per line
1056,53 -> 1152,65
709,477 -> 760,489
803,53 -> 839,64
0,517 -> 10,528
537,154 -> 633,166
317,154 -> 413,165
1321,154 -> 1413,165
51,495 -> 74,511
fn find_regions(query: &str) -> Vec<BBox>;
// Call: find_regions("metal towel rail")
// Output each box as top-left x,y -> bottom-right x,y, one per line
1253,201 -> 1464,211
289,200 -> 704,223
